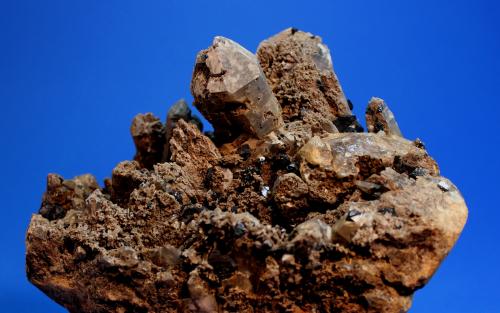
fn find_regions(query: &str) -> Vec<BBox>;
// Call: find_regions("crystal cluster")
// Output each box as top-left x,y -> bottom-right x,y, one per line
26,28 -> 467,313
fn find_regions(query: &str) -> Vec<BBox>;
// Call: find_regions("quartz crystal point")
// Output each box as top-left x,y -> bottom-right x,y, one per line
163,99 -> 203,161
191,36 -> 283,142
366,97 -> 403,136
257,27 -> 362,134
131,113 -> 165,169
26,28 -> 467,313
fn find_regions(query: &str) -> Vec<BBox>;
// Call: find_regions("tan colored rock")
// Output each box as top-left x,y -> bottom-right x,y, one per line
323,132 -> 438,178
162,99 -> 203,161
150,244 -> 181,268
38,173 -> 99,220
272,173 -> 309,223
187,270 -> 218,313
169,119 -> 222,190
332,169 -> 467,292
297,132 -> 439,206
297,135 -> 333,168
257,28 -> 362,134
26,29 -> 467,313
290,219 -> 332,247
131,112 -> 165,169
191,36 -> 283,142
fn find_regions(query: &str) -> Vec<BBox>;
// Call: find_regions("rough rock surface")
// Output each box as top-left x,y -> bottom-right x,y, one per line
26,28 -> 467,313
257,27 -> 362,134
131,113 -> 166,169
162,99 -> 203,161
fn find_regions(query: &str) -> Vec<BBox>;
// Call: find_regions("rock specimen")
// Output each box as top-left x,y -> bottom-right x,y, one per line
26,28 -> 467,313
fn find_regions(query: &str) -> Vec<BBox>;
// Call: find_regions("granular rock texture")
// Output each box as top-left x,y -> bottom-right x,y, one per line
257,28 -> 361,134
26,28 -> 467,313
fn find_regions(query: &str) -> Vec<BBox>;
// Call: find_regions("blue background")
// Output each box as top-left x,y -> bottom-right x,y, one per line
1,0 -> 499,312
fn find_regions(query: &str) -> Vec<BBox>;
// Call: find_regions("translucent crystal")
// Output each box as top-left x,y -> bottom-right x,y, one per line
191,36 -> 283,141
365,97 -> 402,137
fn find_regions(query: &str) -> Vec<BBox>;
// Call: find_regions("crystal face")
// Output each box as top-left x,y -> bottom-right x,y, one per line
191,36 -> 283,141
366,97 -> 403,137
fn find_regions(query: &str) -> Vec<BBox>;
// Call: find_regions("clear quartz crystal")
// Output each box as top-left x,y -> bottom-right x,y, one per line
366,97 -> 402,137
191,36 -> 283,139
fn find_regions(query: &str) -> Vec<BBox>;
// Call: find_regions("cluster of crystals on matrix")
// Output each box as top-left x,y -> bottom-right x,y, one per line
26,28 -> 467,313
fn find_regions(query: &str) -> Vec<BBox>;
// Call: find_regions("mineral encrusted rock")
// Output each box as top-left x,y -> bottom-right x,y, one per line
26,28 -> 467,313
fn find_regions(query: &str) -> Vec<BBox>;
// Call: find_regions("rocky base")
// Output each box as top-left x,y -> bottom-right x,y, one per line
26,28 -> 467,313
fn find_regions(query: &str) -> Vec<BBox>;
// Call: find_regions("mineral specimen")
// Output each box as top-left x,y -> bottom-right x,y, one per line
26,28 -> 467,313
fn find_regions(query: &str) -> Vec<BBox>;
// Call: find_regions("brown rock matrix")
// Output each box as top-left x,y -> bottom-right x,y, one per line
26,28 -> 467,313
